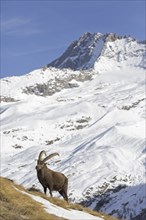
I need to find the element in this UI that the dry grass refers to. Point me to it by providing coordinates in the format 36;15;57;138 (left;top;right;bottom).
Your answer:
0;177;65;220
0;177;119;220
27;186;119;220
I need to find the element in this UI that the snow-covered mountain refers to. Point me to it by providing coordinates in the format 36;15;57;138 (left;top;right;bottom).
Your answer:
47;32;146;71
1;32;146;220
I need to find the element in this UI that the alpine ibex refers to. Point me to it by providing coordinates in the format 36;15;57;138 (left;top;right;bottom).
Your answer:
36;150;68;202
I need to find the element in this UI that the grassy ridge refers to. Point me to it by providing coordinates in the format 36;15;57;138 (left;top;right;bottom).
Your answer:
0;177;118;220
27;188;118;220
0;177;65;220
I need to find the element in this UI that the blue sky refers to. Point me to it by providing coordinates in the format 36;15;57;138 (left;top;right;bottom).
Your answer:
1;0;145;78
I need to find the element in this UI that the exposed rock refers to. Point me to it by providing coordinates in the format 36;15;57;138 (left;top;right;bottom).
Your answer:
0;96;18;103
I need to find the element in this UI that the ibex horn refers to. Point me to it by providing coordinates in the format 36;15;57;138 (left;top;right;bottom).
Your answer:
38;150;46;163
42;153;59;163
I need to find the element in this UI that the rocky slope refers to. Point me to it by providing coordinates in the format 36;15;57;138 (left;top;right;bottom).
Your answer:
47;32;146;71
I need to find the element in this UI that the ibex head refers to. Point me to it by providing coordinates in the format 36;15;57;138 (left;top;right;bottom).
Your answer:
36;150;59;171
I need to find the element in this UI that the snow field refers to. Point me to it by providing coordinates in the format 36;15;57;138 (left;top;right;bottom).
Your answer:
1;40;145;219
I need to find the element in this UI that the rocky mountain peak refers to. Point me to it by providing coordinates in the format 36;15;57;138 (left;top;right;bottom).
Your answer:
47;32;145;71
47;32;104;70
104;32;122;42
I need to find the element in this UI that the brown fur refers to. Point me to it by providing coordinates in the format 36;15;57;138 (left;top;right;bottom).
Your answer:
36;151;68;202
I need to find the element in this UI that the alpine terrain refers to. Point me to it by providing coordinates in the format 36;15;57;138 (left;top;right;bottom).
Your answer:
1;32;146;220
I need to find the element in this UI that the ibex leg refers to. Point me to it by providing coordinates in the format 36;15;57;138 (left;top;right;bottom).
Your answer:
44;187;47;194
49;190;53;197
